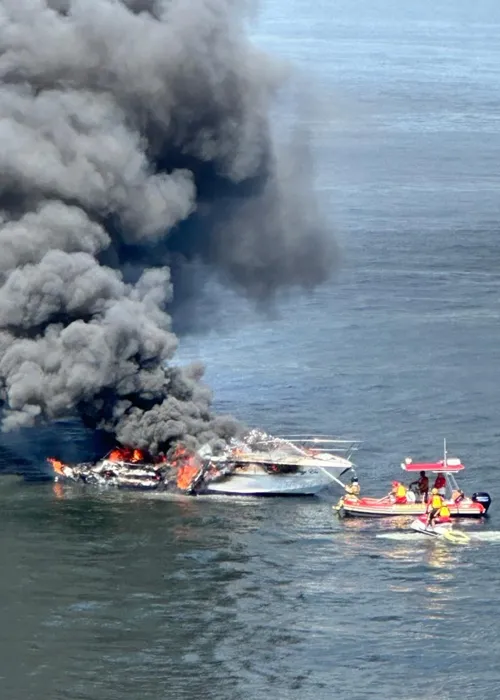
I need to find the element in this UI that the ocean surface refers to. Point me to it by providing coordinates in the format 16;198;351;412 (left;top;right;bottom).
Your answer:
2;1;500;698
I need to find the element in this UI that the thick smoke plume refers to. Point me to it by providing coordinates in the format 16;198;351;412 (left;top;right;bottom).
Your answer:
0;0;337;453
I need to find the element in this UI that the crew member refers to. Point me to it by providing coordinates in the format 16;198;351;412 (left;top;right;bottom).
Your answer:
345;476;360;497
433;473;446;496
438;502;452;523
427;487;444;525
390;481;408;504
409;470;429;503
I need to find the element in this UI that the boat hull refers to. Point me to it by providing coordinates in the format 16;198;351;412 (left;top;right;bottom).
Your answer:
338;496;486;518
205;470;334;496
410;516;453;537
54;463;338;497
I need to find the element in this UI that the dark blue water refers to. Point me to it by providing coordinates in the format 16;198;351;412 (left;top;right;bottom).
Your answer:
2;1;500;698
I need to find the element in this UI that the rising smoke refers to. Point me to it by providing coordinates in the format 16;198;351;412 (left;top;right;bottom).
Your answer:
0;0;337;453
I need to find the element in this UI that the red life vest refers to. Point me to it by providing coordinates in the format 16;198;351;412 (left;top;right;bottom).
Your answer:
434;475;446;490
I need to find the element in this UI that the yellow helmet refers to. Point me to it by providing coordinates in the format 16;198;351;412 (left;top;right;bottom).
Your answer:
431;487;438;495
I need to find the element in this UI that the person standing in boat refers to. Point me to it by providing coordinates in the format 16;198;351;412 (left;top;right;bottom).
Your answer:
345;476;360;498
409;470;429;503
433;473;446;496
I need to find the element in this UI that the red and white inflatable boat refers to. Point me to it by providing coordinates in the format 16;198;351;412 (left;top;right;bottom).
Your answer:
336;446;491;518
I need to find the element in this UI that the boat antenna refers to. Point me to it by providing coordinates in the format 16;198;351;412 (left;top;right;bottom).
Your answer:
443;438;447;467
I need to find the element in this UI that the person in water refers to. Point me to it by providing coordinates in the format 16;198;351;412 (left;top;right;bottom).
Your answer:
409;470;429;503
433;473;446;496
390;481;408;504
427;488;444;525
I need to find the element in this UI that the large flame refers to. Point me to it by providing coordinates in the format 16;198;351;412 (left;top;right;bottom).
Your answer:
171;445;201;490
47;457;67;475
109;447;137;462
107;447;159;463
176;463;200;490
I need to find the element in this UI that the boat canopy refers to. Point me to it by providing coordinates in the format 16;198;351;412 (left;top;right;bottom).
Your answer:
401;458;464;473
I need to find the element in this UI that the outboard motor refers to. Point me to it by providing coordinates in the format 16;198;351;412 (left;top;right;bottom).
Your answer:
472;492;492;514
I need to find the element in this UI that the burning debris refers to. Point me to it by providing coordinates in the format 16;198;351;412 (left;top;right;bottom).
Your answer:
0;0;335;455
47;443;226;494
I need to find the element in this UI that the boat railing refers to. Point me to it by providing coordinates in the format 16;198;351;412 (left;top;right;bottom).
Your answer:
276;436;362;460
241;436;361;461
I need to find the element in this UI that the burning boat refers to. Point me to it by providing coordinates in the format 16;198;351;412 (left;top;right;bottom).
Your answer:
48;448;170;491
47;432;360;497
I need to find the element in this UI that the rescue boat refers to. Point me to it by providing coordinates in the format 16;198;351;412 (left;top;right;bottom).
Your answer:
336;442;491;518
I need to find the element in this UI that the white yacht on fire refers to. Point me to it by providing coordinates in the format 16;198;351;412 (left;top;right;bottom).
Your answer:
199;433;360;496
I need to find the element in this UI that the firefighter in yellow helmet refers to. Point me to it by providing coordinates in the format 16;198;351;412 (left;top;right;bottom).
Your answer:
426;487;444;526
345;476;360;498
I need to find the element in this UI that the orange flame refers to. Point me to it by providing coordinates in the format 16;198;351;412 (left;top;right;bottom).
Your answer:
171;445;187;461
47;457;67;475
172;445;201;490
176;463;200;490
107;447;147;463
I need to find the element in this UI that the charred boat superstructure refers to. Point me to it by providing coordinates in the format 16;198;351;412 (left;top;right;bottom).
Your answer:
49;450;170;491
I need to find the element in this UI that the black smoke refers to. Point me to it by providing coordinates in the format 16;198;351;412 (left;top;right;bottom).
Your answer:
0;0;337;453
